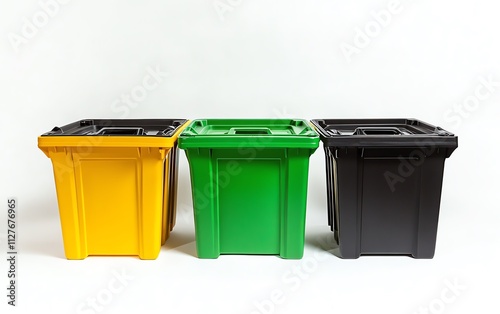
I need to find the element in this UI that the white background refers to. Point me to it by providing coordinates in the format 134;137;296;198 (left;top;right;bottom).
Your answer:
1;0;499;313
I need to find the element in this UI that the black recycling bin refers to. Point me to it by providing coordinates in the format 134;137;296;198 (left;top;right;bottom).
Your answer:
311;119;458;259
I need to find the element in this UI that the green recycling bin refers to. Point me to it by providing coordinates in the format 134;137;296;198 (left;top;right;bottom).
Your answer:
179;119;319;259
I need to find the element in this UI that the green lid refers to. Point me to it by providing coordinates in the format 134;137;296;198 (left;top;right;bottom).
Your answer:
178;119;319;149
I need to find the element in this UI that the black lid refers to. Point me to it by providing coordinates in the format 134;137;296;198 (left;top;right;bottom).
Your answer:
311;119;458;153
41;119;187;137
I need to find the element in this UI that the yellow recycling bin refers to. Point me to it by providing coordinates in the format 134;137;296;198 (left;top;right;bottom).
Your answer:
38;119;188;260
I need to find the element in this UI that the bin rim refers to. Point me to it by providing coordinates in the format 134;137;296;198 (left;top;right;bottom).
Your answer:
310;118;458;151
178;119;320;149
38;119;189;150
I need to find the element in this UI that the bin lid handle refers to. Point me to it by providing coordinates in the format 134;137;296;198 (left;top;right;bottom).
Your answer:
93;127;145;136
354;127;403;136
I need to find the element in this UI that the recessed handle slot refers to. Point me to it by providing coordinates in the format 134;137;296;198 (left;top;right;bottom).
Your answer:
355;127;403;136
95;127;145;136
229;128;272;135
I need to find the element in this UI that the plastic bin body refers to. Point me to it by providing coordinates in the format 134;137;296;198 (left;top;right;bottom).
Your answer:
311;119;458;259
38;119;187;260
179;119;319;259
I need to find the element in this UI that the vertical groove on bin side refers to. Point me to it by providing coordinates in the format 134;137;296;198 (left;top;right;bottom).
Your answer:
161;157;169;245
162;146;178;245
356;149;364;258
324;147;333;228
169;145;179;231
333;151;340;242
212;149;221;257
188;148;220;258
137;150;145;259
214;152;221;255
147;147;165;259
73;150;89;260
337;148;362;258
280;154;286;258
51;149;87;259
415;155;446;258
281;148;309;259
413;157;424;257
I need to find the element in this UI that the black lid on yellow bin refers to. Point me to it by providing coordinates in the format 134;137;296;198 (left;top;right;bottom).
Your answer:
41;119;187;137
38;119;189;150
